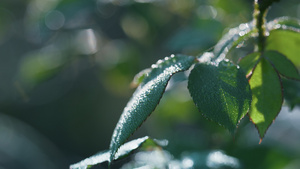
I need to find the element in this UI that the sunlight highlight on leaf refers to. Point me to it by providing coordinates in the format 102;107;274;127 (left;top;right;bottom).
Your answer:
213;22;254;61
109;54;195;163
248;58;283;139
266;30;300;68
267;17;300;32
70;136;168;169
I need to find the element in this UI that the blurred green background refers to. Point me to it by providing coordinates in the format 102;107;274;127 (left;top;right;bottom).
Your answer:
0;0;300;168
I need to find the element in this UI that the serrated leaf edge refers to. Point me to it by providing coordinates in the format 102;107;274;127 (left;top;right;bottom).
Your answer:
238;52;262;79
188;61;252;134
264;50;300;81
248;59;284;141
109;55;195;163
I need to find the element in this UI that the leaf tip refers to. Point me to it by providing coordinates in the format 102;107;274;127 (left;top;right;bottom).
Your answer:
259;138;262;144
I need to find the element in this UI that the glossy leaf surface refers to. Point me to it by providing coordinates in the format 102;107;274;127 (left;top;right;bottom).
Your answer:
238;52;261;77
213;22;254;61
70;136;167;169
248;58;283;138
109;54;195;162
267;17;300;31
188;60;252;133
266;30;300;67
264;50;300;80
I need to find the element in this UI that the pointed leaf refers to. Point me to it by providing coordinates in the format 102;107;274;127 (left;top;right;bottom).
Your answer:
70;136;168;169
248;58;283;138
188;60;252;133
266;30;300;67
264;50;300;80
109;54;195;162
238;52;261;77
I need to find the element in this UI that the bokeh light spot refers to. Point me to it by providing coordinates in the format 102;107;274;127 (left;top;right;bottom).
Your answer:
45;10;65;30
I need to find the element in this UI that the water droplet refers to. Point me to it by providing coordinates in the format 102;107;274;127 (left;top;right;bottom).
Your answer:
151;64;158;69
281;25;287;29
236;41;245;48
239;31;245;36
265;32;270;36
274;24;281;29
199;52;213;63
229;28;238;35
239;23;249;30
156;59;163;64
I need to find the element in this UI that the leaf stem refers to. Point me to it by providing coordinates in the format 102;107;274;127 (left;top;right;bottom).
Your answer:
253;0;280;52
253;0;267;52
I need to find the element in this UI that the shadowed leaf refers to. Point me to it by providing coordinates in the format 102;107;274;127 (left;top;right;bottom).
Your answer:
264;50;300;80
188;60;252;133
238;52;261;77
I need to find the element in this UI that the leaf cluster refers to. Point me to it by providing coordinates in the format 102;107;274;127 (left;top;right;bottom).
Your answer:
71;1;300;168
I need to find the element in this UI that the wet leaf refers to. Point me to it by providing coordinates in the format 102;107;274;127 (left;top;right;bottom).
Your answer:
266;30;300;67
213;22;254;60
248;58;283;138
130;68;151;88
188;60;252;133
109;54;195;162
70;136;168;169
264;50;300;80
267;17;300;31
238;52;261;77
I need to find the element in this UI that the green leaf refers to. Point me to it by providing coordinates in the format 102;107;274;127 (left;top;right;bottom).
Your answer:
248;58;283;139
130;68;151;88
267;17;300;31
188;60;252;133
70;136;168;169
213;22;254;60
264;50;300;80
109;54;195;162
266;30;300;68
238;52;261;77
282;79;300;110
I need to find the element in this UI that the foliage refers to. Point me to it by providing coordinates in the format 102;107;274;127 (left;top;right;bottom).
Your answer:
70;136;168;169
109;54;196;162
0;0;299;169
70;0;300;168
188;60;251;134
